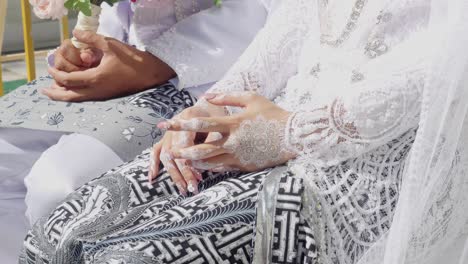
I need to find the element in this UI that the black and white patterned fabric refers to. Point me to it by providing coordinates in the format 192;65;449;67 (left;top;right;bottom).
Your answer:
18;132;413;263
19;148;320;264
0;77;196;161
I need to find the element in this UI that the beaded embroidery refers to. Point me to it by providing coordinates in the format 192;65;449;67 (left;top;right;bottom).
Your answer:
320;0;368;47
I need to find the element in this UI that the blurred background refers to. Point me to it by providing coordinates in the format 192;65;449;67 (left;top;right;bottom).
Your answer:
0;0;77;95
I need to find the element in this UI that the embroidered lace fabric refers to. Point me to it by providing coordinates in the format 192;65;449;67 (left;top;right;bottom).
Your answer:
204;0;464;263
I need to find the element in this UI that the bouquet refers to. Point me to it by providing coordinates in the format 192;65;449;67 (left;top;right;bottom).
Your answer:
29;0;127;48
30;0;222;48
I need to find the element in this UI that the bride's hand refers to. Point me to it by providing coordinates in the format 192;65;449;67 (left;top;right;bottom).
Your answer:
149;101;227;195
159;92;297;172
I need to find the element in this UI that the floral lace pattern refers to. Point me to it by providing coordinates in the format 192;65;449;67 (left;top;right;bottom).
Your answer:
204;0;434;262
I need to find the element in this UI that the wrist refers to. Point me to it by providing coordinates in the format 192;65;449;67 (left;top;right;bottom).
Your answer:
283;111;303;157
280;111;298;161
146;52;177;87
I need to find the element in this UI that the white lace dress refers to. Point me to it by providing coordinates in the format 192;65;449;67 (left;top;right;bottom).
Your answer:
20;0;440;263
208;0;432;262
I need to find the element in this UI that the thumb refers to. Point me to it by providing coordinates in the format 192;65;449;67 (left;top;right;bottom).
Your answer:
73;30;108;50
80;48;104;67
201;92;262;108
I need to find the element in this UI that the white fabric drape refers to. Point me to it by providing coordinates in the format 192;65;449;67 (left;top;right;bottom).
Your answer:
0;128;64;264
358;0;468;263
204;0;468;262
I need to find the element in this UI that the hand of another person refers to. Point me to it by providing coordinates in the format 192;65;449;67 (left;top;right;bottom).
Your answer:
161;92;297;173
52;38;102;72
43;30;176;102
149;100;227;195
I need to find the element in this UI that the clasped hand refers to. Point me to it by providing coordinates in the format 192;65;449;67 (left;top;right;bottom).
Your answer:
43;30;175;102
149;92;296;195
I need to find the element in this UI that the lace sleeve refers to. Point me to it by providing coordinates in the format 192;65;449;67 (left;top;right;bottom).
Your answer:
207;0;315;100
285;68;425;167
145;0;267;89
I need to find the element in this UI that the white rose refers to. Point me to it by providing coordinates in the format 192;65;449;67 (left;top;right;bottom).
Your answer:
29;0;68;20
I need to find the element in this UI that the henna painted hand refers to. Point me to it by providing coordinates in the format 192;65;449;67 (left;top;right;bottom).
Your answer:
160;92;297;173
148;99;227;195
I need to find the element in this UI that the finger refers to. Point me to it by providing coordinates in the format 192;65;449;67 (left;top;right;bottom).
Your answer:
172;131;196;149
48;67;97;87
152;133;174;182
202;91;264;108
172;131;203;182
80;48;104;67
41;86;91;102
157;117;236;133
54;53;82;72
149;142;162;183
175;159;200;194
57;39;83;66
191;154;237;171
160;148;187;196
191;166;203;181
172;141;228;161
73;30;109;51
49;81;67;91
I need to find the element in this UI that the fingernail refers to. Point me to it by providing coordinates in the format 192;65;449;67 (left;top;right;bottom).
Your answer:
202;93;218;100
148;169;153;183
211;167;227;173
209;132;223;142
149;151;156;170
187;181;199;195
192;168;203;181
157;122;171;129
176;183;187;196
148;175;153;184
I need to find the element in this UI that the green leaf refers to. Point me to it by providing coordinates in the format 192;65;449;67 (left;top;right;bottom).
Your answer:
64;0;75;9
77;0;92;16
66;0;222;16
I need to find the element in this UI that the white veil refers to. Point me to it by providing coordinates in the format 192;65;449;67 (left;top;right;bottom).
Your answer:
358;0;468;263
